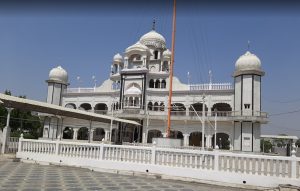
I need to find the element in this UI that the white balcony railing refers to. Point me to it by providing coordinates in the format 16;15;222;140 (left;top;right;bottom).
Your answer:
189;83;233;91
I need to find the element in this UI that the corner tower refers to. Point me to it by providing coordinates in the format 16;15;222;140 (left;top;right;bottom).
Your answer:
233;51;265;152
43;66;69;140
46;66;69;105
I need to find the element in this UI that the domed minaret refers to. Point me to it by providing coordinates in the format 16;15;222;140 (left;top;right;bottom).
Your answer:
111;53;123;74
43;66;69;140
46;66;69;106
233;51;265;152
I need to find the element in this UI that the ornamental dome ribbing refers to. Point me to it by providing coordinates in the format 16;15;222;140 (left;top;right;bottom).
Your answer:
113;53;123;62
49;66;68;84
139;30;166;49
235;51;261;71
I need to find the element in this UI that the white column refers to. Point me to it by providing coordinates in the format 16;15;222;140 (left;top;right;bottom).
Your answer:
73;129;78;140
105;130;110;141
142;132;147;144
159;79;162;88
205;135;212;148
124;56;128;69
90;129;94;142
1;108;13;154
183;134;190;146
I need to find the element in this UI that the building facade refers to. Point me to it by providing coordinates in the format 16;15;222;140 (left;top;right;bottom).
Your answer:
42;29;267;152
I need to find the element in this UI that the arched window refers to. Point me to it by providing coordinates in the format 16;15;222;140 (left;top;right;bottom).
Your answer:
65;103;76;109
93;128;105;141
77;127;89;140
129;97;134;106
63;127;74;139
160;102;165;111
161;80;166;88
155;80;160;88
149;79;154;88
79;103;92;111
162;61;169;71
154;102;159;111
148;102;153;111
147;130;162;143
211;103;232;116
154;50;159;59
189;103;208;116
94;103;108;114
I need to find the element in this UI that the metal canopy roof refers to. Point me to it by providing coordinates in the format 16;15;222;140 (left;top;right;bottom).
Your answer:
0;93;140;126
261;135;298;140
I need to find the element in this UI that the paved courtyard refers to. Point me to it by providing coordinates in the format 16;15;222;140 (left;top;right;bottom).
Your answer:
0;161;258;191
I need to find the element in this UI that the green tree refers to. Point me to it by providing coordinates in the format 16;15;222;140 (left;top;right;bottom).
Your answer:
261;139;273;153
0;90;41;139
296;139;300;147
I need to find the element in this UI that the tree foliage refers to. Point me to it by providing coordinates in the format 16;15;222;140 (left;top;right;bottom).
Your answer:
0;90;41;139
261;139;273;153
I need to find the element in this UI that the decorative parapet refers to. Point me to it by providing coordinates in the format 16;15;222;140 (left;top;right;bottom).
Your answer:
189;83;233;91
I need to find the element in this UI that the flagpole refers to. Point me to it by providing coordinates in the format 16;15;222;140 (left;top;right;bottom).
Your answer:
166;0;176;137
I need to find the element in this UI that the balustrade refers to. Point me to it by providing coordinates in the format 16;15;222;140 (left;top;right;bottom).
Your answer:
16;138;299;187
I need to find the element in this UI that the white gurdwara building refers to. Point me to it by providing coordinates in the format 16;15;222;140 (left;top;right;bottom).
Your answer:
42;28;267;152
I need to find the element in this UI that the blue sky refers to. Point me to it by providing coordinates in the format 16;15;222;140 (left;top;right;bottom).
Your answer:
0;0;300;136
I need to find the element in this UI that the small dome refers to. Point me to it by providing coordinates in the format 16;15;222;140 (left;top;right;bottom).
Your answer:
125;41;149;53
235;51;261;71
163;49;172;58
49;66;68;84
139;30;166;49
124;85;141;96
113;53;123;62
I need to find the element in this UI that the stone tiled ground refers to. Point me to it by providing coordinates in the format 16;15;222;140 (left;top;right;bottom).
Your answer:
0;161;258;191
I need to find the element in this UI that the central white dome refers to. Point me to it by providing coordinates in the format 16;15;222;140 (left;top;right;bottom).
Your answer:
139;30;166;49
49;66;68;84
235;51;261;71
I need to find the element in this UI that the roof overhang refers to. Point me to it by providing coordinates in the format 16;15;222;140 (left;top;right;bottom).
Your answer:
0;93;140;126
261;135;298;140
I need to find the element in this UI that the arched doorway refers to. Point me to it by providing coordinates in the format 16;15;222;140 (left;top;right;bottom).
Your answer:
189;132;205;147
79;103;92;111
77;127;89;140
94;103;108;114
211;103;232;116
147;130;162;143
63;127;74;139
121;124;142;143
189;103;208;116
93;128;105;141
212;133;230;149
169;130;183;139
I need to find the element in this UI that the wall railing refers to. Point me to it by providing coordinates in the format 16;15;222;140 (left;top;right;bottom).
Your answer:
16;137;300;187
